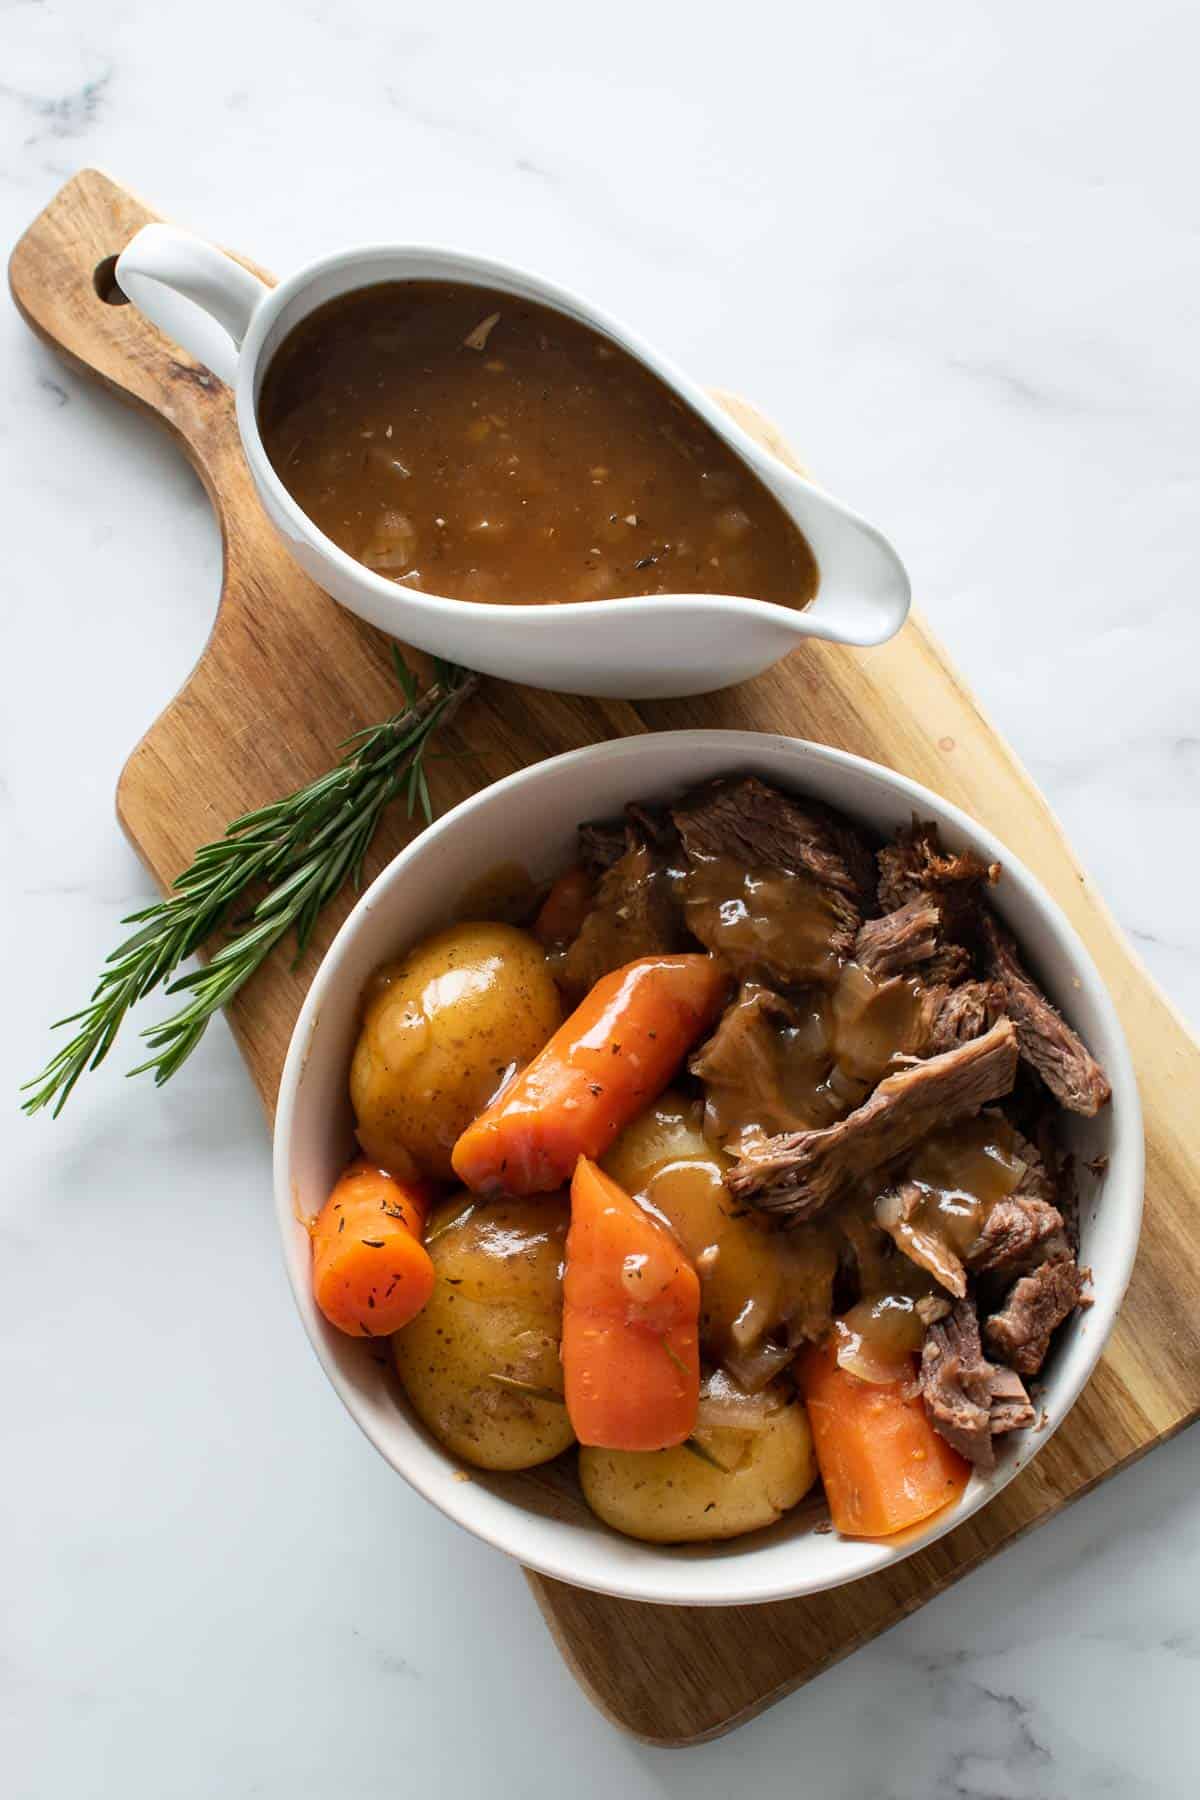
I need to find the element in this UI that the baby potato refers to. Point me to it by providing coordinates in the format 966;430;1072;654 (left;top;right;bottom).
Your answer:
579;1398;816;1543
351;921;562;1181
392;1193;576;1471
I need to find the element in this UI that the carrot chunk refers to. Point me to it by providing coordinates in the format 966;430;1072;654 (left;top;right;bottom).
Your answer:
311;1160;435;1338
451;954;729;1195
798;1338;970;1538
533;865;594;947
563;1157;700;1451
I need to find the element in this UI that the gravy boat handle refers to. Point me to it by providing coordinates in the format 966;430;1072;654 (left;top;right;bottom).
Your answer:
116;224;270;385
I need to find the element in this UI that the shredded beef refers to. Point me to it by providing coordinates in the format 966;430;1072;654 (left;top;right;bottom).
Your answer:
920;1303;990;1467
577;818;630;875
984;1256;1087;1375
672;775;876;908
924;942;975;988
877;817;1000;917
875;1181;967;1296
624;801;676;850
683;861;861;986
853;898;941;981
689;984;807;1139
727;1019;1019;1222
966;1195;1068;1275
561;839;680;992
920;1299;1036;1470
981;916;1112;1116
927;979;998;1054
1006;1122;1058;1202
987;1364;1038;1434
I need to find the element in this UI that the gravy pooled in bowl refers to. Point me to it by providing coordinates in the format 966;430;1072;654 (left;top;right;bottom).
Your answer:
258;282;819;609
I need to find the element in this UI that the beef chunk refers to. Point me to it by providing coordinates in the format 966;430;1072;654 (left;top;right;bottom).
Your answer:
984;1256;1087;1375
624;801;676;850
875;1181;967;1297
690;983;809;1139
966;1195;1068;1275
919;1301;992;1467
1008;1122;1059;1203
987;1364;1038;1434
877;817;999;917
924;942;974;988
727;1018;1019;1222
577;802;676;875
921;1300;1035;1469
927;980;998;1054
561;839;680;992
917;1294;953;1327
981;916;1111;1116
853;897;941;981
683;862;860;987
673;775;876;908
577;818;629;875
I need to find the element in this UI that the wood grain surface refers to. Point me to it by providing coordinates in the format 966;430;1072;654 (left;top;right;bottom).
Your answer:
11;169;1200;1746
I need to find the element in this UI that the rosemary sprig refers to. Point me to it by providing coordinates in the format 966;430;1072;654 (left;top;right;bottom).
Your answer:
22;652;478;1117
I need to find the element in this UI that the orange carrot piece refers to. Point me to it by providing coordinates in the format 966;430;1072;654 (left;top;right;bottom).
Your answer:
451;955;729;1195
533;865;593;947
311;1160;435;1338
563;1157;700;1451
798;1338;970;1538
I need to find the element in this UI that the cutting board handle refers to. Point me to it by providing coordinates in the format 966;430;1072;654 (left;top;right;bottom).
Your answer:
7;168;266;486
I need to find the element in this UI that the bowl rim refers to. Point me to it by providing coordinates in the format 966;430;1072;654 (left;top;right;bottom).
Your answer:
272;729;1144;1606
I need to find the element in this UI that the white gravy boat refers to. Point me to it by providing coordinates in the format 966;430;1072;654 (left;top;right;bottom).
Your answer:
117;225;911;698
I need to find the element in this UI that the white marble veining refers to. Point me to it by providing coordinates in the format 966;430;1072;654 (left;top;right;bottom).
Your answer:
2;2;1198;1793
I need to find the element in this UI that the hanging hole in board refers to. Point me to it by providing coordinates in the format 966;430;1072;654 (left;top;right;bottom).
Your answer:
93;256;129;305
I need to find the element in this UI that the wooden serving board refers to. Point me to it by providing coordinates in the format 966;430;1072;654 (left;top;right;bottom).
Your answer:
12;170;1200;1746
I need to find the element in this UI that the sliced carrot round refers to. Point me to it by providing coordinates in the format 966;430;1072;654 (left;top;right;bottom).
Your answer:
311;1160;435;1338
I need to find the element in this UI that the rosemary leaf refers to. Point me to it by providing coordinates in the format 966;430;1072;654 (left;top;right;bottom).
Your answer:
21;660;478;1116
488;1374;567;1406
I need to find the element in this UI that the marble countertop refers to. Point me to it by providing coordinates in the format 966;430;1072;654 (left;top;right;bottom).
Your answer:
3;2;1198;1793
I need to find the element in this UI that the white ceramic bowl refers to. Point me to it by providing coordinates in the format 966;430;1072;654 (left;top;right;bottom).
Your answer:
273;732;1142;1606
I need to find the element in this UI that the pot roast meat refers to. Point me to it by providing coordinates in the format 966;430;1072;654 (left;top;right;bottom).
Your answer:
875;1181;968;1296
927;979;998;1054
965;1194;1068;1275
682;860;861;987
987;1364;1038;1434
577;817;630;875
624;801;677;851
561;838;681;992
984;1256;1088;1375
924;942;974;989
689;983;809;1139
981;916;1112;1117
920;1299;1035;1470
877;817;1000;918
853;897;942;982
672;774;877;909
726;1018;1020;1222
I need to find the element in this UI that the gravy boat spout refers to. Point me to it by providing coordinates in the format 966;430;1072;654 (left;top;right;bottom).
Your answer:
116;224;911;699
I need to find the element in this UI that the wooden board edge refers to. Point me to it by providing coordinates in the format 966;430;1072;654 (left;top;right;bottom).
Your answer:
529;1410;1200;1746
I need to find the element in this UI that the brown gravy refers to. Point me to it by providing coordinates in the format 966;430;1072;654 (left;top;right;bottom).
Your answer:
258;281;819;610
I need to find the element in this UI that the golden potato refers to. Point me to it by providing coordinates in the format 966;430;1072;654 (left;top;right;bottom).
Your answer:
351;922;561;1181
392;1193;576;1471
579;1397;816;1542
603;1094;837;1357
